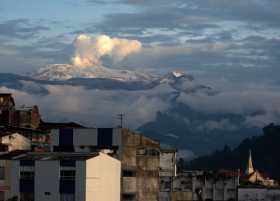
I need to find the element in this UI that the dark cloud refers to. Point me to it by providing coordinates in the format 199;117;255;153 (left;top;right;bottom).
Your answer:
0;19;49;39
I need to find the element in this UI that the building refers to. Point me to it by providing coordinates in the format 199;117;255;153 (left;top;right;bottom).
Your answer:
13;105;41;129
0;126;50;152
50;127;160;201
160;149;177;177
0;94;15;126
0;151;120;201
191;170;238;201
0;94;42;130
0;131;32;201
238;186;280;201
160;170;239;201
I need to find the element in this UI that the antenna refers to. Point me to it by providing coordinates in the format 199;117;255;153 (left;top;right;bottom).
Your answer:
117;113;125;128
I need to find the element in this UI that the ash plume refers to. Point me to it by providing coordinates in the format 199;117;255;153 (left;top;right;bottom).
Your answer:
72;34;142;67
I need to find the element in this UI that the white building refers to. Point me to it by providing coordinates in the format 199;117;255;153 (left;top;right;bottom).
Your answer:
1;152;120;201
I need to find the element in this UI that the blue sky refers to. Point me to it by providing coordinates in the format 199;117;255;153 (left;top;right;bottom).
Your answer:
0;0;279;82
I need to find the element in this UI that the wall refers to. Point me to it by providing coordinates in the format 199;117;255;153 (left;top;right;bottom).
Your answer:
85;153;121;201
171;191;192;201
121;129;160;201
160;150;176;177
50;128;122;151
76;161;86;201
238;187;280;201
35;161;60;201
9;160;19;199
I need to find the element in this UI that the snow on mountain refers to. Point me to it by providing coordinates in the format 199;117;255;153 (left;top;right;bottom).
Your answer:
33;64;157;82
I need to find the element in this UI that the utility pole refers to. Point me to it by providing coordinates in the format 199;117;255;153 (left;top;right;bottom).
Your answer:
117;113;125;128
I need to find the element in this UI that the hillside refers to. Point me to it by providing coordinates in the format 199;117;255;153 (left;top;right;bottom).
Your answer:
187;123;280;180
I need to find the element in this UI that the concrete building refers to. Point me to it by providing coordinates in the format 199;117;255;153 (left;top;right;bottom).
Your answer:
50;127;160;201
0;152;120;201
190;170;238;201
14;105;41;129
238;186;280;201
0;94;41;130
160;149;177;177
160;170;239;201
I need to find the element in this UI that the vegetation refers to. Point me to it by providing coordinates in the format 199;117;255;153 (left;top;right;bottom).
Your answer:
187;123;280;181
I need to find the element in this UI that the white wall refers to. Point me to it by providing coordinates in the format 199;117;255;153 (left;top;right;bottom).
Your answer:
85;153;121;201
160;151;176;177
35;161;60;201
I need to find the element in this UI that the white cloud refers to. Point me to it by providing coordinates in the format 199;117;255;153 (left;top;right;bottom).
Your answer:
0;84;171;128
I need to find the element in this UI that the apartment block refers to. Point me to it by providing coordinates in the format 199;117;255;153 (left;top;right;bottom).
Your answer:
0;152;120;201
50;127;160;201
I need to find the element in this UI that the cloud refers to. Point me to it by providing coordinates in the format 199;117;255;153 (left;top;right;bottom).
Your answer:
198;119;238;132
0;83;171;128
177;81;280;128
72;34;142;67
0;19;49;40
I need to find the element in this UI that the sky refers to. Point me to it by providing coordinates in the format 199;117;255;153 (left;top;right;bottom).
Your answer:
0;0;280;156
0;0;279;82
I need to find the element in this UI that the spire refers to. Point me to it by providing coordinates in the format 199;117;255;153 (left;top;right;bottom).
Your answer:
246;150;254;175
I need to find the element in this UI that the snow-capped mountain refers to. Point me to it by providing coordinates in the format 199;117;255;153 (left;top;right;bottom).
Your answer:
33;64;157;82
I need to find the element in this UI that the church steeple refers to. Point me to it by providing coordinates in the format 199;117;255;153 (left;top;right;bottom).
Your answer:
246;150;254;175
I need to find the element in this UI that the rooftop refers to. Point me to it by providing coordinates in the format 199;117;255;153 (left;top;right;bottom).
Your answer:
0;151;99;161
39;121;85;130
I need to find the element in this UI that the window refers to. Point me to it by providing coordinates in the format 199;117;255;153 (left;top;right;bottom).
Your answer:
122;193;136;201
60;160;76;167
122;170;136;177
97;128;113;148
146;148;160;156
20;171;34;180
60;170;75;180
136;148;146;155
0;166;4;180
20;160;35;166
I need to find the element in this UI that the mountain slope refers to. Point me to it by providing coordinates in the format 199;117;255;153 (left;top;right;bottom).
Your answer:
138;103;260;155
32;64;157;82
187;123;280;180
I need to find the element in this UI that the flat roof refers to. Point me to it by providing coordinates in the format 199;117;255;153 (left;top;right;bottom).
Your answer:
0;151;99;161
